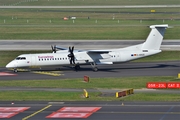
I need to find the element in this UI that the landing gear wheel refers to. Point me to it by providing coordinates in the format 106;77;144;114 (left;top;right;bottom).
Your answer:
93;67;98;72
90;62;98;72
74;65;81;71
13;69;18;73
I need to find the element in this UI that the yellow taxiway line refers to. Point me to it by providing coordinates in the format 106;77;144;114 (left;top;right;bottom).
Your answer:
9;68;63;76
33;71;63;76
22;105;52;120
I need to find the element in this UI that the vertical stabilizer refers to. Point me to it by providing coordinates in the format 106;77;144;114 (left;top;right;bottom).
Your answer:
142;24;168;50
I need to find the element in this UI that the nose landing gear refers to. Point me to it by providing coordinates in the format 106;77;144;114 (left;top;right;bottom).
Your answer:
13;68;18;73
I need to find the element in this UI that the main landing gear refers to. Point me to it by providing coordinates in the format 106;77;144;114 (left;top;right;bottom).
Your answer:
74;64;81;71
73;63;98;72
90;62;98;72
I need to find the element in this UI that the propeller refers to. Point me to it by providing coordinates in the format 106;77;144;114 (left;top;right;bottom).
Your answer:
68;46;75;65
51;45;57;53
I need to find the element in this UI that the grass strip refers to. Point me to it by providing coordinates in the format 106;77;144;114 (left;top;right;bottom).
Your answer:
0;7;180;40
1;0;179;6
0;76;178;89
0;76;180;101
0;25;179;40
0;91;180;101
0;91;98;101
121;93;180;101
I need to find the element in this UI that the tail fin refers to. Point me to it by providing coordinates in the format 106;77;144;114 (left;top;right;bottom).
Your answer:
142;24;168;50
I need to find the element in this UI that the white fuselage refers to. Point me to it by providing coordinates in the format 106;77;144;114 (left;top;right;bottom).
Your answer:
6;48;161;69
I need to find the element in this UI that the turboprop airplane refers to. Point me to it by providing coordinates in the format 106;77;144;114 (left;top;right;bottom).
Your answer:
6;24;168;72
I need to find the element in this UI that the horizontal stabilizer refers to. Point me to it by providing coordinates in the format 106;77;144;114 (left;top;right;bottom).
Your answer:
150;24;168;28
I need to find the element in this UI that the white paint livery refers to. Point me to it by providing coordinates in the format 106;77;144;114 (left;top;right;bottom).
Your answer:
6;24;168;72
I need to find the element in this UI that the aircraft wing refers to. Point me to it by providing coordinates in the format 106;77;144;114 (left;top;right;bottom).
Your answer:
56;46;84;52
86;50;111;53
55;46;68;50
75;50;111;61
55;45;111;53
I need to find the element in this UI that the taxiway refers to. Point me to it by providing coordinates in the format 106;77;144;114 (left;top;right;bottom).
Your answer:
0;101;180;120
0;61;180;80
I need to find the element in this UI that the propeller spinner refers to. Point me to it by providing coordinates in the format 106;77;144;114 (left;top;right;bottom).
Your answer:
68;46;75;65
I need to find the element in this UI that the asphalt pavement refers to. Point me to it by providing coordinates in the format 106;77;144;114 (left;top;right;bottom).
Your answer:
0;101;180;120
1;61;180;80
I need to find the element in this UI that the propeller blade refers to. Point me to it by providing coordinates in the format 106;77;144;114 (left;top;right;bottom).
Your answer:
72;46;74;52
68;46;75;65
68;46;71;52
51;45;56;53
54;45;56;53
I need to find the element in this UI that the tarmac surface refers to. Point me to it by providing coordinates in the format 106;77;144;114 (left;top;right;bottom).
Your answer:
0;101;180;120
1;61;180;80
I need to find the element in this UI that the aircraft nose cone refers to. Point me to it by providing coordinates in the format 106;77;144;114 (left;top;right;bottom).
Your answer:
6;63;11;68
6;61;16;68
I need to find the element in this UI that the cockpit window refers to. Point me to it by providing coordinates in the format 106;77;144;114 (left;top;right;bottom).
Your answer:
16;57;26;60
15;57;21;60
21;57;26;60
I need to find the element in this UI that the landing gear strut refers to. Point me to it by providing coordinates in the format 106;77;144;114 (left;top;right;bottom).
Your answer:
90;62;98;72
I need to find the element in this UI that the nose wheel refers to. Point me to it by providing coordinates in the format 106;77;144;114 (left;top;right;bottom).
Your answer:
13;68;18;73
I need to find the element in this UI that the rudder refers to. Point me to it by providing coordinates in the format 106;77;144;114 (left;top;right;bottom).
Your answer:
142;24;168;50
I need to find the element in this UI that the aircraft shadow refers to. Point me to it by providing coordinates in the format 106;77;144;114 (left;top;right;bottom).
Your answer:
92;64;179;72
23;63;179;73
